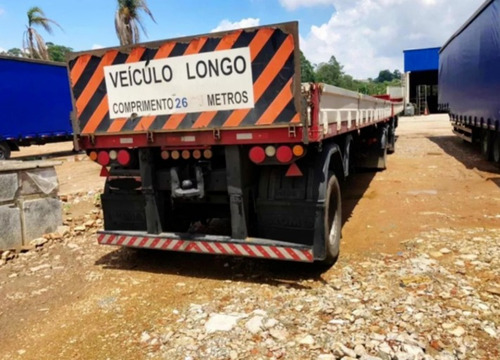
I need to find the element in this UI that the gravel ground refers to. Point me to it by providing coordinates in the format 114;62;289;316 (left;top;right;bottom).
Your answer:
0;114;499;360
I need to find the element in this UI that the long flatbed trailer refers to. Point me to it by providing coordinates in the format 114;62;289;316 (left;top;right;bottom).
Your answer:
68;22;403;265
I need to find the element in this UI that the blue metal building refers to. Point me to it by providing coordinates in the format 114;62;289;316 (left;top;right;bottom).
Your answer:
403;47;440;114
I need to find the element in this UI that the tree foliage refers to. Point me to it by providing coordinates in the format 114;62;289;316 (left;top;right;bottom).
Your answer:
315;56;344;86
115;0;156;46
22;6;62;60
300;51;315;82
1;43;72;63
375;69;402;83
0;48;24;57
300;53;402;96
46;42;73;62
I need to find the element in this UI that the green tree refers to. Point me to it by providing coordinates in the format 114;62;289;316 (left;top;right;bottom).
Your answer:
115;0;156;46
338;74;355;91
23;6;62;60
46;42;73;62
301;52;402;96
0;48;24;57
315;55;344;86
300;51;315;82
375;69;394;83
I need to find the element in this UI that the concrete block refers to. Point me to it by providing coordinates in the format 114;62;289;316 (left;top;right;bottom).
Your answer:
22;198;62;243
20;168;59;196
0;205;22;249
0;173;19;203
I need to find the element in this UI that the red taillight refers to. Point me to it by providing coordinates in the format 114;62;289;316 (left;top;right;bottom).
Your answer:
117;149;130;166
276;146;293;163
249;146;265;164
161;150;170;160
203;149;213;159
97;151;110;166
182;150;190;159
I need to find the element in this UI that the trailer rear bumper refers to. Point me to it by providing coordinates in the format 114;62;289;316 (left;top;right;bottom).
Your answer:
97;231;314;263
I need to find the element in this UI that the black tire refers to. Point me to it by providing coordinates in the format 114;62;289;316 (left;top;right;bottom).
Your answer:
387;122;396;154
481;129;492;160
378;146;388;170
0;142;11;160
492;134;500;164
377;125;389;169
322;174;342;265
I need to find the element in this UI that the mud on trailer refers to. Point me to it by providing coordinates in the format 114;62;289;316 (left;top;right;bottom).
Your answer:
67;22;403;265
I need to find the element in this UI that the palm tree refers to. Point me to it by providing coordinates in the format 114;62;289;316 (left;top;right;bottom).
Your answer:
23;6;62;60
115;0;156;46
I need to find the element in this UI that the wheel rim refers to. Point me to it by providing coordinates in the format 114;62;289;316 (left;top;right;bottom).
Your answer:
328;205;340;246
327;183;341;247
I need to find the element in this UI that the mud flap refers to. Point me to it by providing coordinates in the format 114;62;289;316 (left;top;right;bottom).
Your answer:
256;144;343;261
357;125;388;170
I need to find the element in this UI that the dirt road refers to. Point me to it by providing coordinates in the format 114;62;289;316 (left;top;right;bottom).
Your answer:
1;115;499;360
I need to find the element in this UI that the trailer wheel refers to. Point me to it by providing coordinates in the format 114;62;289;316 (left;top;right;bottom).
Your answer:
323;173;342;264
378;146;388;170
387;120;396;154
481;130;492;160
492;134;500;163
0;142;11;160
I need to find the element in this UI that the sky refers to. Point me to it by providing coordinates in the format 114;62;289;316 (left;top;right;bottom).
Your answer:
0;0;485;79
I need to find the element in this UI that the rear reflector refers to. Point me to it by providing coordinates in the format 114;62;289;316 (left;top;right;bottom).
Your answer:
97;151;110;166
161;150;170;160
97;232;314;262
285;162;303;177
117;149;130;166
203;149;213;159
100;166;110;177
249;146;266;164
276;146;293;163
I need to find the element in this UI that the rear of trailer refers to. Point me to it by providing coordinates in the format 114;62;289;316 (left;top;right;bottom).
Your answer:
67;22;403;264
